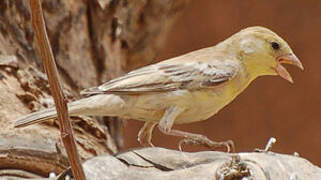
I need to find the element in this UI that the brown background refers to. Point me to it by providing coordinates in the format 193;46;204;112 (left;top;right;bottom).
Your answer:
124;1;321;166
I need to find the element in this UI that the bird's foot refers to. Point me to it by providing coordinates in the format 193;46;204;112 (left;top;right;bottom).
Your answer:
178;137;235;153
137;137;155;147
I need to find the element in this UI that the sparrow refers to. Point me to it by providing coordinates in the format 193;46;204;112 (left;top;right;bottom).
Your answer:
15;26;303;151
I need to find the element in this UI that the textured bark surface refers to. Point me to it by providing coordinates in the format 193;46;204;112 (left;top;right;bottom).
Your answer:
0;0;187;178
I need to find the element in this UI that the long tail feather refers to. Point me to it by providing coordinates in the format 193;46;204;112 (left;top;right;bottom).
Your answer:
14;108;57;128
14;94;125;128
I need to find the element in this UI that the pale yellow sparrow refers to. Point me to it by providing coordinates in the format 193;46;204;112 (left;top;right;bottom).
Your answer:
15;26;303;151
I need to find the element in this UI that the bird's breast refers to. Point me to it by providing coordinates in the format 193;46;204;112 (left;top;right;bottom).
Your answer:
174;73;251;124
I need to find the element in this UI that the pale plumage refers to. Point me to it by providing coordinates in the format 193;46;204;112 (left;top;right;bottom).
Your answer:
81;53;239;94
15;26;303;151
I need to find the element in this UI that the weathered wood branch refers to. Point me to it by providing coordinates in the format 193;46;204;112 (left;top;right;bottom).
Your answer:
50;148;321;179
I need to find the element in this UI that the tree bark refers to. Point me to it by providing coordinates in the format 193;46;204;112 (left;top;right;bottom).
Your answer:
0;0;188;178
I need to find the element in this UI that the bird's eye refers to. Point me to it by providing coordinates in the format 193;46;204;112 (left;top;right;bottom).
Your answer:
271;42;280;50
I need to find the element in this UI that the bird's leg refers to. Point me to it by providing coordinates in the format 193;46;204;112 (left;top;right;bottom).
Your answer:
158;106;234;152
137;121;157;147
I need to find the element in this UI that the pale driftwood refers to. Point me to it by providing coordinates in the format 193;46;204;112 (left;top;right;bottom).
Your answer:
2;146;321;179
52;147;321;179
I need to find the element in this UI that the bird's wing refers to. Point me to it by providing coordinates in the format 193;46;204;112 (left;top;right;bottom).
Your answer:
81;59;240;95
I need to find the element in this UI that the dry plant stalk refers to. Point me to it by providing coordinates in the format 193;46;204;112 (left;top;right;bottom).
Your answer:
29;0;86;179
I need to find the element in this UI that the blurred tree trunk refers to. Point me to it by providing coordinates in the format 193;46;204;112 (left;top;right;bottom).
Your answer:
0;0;188;178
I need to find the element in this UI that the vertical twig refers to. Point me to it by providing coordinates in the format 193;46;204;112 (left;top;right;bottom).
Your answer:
29;0;86;179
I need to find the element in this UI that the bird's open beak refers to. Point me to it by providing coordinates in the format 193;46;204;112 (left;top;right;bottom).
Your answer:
274;54;304;83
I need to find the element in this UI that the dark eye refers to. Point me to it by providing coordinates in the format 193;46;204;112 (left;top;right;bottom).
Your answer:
271;42;280;50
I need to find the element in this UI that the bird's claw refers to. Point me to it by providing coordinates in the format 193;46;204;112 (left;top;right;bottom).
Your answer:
178;138;235;153
254;137;276;153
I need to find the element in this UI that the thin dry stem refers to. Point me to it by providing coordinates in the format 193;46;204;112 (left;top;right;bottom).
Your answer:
29;0;86;179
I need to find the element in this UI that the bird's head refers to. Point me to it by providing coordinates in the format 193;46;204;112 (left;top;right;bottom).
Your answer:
232;26;303;83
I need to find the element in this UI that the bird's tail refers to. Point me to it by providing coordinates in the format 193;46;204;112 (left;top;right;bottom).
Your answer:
14;94;125;128
14;107;58;128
